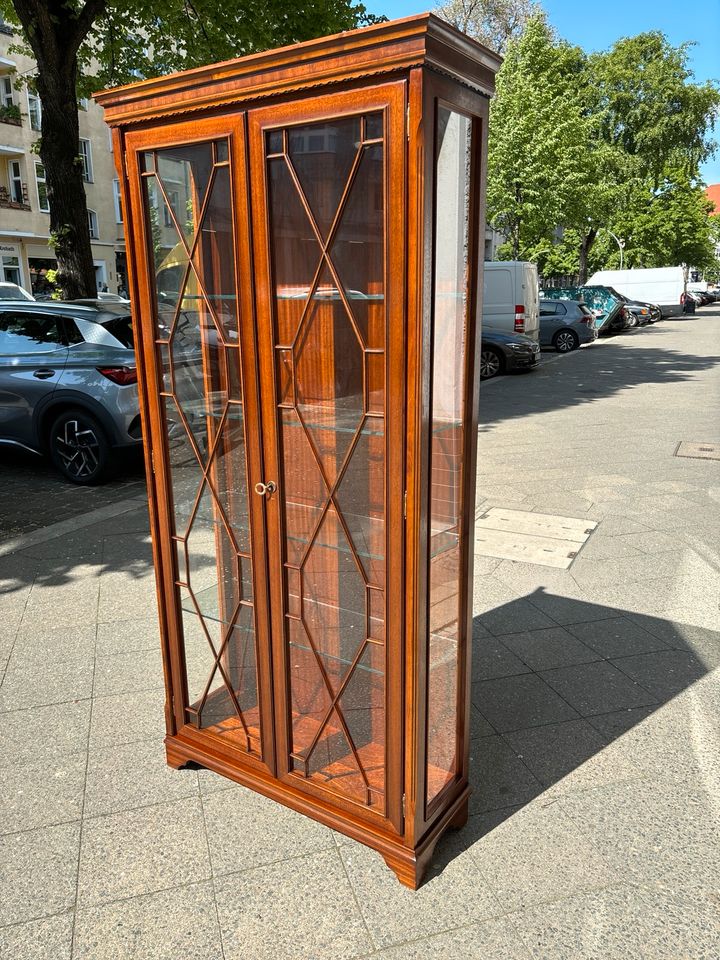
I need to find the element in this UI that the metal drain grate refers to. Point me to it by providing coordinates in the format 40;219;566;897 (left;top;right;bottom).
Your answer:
675;441;720;461
474;507;598;569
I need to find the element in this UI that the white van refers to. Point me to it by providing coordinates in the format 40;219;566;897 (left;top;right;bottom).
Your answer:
588;267;685;317
482;261;539;341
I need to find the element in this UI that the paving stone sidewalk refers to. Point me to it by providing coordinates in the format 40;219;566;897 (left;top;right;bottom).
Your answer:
1;310;719;958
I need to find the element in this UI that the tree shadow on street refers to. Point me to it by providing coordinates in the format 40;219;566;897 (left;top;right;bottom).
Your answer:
479;324;720;432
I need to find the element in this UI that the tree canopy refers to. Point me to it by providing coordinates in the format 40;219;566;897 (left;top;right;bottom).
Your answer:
0;0;381;297
486;13;720;280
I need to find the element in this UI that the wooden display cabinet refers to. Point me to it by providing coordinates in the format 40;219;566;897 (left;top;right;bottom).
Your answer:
96;13;499;888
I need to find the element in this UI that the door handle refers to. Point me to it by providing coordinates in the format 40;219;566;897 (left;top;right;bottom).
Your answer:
254;480;276;497
33;369;55;379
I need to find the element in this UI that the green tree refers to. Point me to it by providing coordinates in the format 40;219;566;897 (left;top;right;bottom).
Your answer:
612;178;717;271
573;33;719;279
486;14;593;261
0;0;381;298
486;23;720;281
705;218;720;284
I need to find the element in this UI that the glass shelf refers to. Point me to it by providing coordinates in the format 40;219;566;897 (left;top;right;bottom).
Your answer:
183;586;383;678
288;638;383;677
429;526;459;558
174;502;456;560
288;411;383;437
182;582;247;625
277;285;384;303
286;501;384;561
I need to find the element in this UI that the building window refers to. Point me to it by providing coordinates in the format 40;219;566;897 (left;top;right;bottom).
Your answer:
164;189;179;227
113;179;123;223
0;255;22;286
87;209;99;239
1;76;13;109
78;138;93;182
9;160;23;204
27;91;41;131
35;161;49;212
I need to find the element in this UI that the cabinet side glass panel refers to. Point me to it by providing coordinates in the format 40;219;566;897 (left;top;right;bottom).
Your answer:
426;108;472;806
264;113;388;810
140;140;262;756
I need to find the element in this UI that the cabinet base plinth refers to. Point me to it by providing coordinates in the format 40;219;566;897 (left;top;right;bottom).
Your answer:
166;741;201;771
448;796;469;831
163;733;470;889
384;793;471;889
382;847;433;890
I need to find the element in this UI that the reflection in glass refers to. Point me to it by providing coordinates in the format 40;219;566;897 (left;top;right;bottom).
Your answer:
280;407;326;565
426;108;472;806
146;138;261;756
335;423;385;587
192;165;238;343
288;116;361;239
268;158;322;345
295;267;364;485
267;116;387;808
364;112;383;141
330;144;385;349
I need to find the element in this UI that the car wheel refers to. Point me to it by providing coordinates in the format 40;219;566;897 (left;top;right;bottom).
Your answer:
553;329;579;353
480;347;503;380
48;409;114;484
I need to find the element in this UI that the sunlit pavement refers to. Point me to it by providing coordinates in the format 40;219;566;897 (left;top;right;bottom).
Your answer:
0;309;718;958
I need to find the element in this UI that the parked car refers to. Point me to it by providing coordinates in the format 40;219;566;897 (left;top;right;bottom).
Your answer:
72;293;131;305
483;261;540;341
588;267;685;318
0;302;141;483
541;285;628;334
602;287;660;325
0;281;35;302
539;299;598;351
480;329;540;379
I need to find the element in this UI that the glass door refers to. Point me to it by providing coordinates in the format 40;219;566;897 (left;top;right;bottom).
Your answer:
126;117;274;770
248;85;405;827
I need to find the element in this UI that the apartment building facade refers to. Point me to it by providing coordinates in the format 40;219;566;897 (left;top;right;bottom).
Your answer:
0;20;126;295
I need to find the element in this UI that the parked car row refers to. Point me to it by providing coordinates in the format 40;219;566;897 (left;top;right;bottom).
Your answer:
478;260;720;381
685;288;719;308
1;267;716;479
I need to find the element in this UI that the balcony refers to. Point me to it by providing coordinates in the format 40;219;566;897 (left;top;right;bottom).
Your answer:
0;104;21;126
0;182;31;210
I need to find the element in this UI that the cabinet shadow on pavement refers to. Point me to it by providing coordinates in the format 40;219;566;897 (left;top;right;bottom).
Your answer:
428;586;718;880
479;332;720;431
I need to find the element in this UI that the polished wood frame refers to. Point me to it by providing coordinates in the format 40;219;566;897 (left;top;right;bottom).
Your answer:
98;13;499;889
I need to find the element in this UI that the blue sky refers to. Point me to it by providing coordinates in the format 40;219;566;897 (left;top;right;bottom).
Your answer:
364;0;720;184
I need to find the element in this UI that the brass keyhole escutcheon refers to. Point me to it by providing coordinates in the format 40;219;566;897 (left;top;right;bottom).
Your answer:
254;481;276;496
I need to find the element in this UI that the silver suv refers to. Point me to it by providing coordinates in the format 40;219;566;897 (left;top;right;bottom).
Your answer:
0;301;141;483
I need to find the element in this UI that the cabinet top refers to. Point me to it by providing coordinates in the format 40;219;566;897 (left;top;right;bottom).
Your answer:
94;13;501;127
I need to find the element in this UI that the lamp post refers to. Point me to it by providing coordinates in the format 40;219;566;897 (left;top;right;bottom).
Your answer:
607;230;625;269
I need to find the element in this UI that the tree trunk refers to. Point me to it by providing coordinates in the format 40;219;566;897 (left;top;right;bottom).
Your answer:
578;227;597;284
11;0;105;299
37;63;97;298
